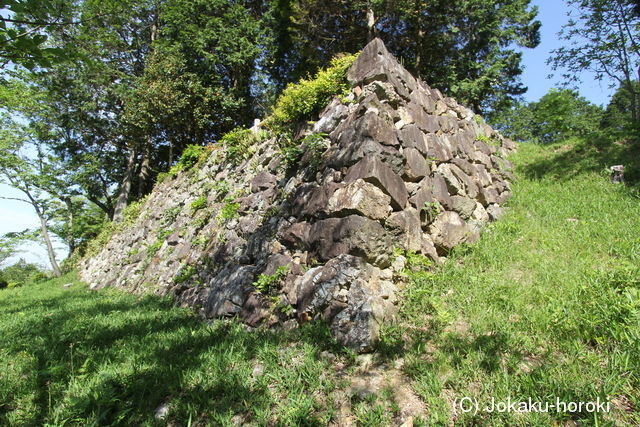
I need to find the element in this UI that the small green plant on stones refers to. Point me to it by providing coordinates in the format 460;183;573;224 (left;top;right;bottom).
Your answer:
146;239;163;259
174;264;197;284
264;205;280;219
221;128;265;166
216;198;240;225
192;209;212;231
123;195;148;226
163;206;182;225
476;132;501;148
254;265;290;294
190;196;207;213
193;235;208;249
276;301;294;316
167;144;211;179
301;132;328;171
212;180;230;200
422;201;441;221
279;142;303;170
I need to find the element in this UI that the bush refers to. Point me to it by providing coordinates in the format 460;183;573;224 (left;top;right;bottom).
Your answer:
190;196;207;213
166;144;211;178
264;53;358;134
492;88;604;144
220;128;257;165
0;260;47;288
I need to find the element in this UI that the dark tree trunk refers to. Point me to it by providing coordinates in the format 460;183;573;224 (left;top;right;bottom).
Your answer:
113;147;137;223
138;138;151;198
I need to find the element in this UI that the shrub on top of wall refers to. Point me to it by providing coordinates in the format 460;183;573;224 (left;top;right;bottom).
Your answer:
263;53;358;135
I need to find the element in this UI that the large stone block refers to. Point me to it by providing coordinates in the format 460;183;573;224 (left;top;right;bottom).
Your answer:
327;179;391;220
345;156;408;210
403;147;428;181
429;211;471;252
386;208;424;253
307;215;392;266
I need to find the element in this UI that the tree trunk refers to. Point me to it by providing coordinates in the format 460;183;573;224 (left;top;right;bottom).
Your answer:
138;138;151;198
414;0;423;73
17;184;62;277
87;196;113;220
626;77;638;123
113;147;137;223
63;196;76;253
37;210;62;277
366;4;376;41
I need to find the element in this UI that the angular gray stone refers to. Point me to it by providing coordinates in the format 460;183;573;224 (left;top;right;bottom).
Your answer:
385;208;423;253
409;177;435;210
290;182;341;218
314;98;349;133
281;221;311;248
398;124;427;155
450;195;477;219
431;173;453;210
327;178;391;221
403;147;428;181
451;157;476;177
204;264;256;318
486;204;505;221
474;164;493;187
425;134;453;162
436;163;464;196
344;156;408;210
478;186;499;207
293;254;397;352
429;211;471;252
449;164;479;199
307;215;392;267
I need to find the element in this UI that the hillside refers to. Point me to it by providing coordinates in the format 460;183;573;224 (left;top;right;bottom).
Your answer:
2;139;638;425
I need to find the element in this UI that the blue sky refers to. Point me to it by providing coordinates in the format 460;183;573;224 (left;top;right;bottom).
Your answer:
0;0;619;269
521;0;615;106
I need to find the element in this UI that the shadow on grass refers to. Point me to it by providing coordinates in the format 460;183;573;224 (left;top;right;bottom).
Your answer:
0;281;349;425
517;135;640;188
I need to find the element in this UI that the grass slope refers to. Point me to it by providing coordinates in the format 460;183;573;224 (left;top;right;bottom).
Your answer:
394;140;640;425
1;139;639;425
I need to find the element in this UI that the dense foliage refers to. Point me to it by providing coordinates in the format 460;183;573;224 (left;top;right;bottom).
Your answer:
0;0;636;272
493;88;604;143
269;0;540;116
548;0;639;123
0;259;47;287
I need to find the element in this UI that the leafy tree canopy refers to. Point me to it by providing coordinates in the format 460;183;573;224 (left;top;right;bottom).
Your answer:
492;88;604;144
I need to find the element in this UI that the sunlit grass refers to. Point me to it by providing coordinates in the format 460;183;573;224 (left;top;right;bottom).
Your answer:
1;139;639;425
393;141;640;425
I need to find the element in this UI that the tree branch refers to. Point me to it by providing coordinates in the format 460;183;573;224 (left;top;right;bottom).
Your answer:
0;196;31;204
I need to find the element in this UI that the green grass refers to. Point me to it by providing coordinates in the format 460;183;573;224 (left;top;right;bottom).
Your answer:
0;273;355;425
1;138;639;425
393;139;640;425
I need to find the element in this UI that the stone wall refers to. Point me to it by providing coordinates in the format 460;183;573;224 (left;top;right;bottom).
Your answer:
81;38;516;351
